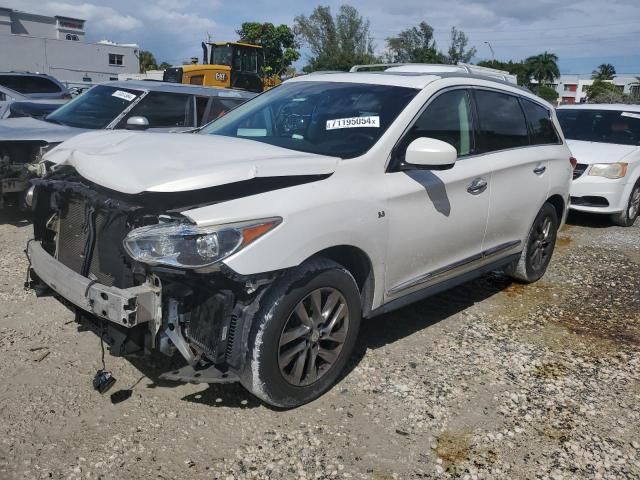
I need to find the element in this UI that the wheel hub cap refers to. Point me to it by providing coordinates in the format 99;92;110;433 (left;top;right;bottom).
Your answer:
277;287;349;387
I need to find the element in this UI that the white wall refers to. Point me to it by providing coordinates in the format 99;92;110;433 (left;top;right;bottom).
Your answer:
0;34;139;84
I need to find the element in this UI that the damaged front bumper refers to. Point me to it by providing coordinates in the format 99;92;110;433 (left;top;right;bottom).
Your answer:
27;240;162;328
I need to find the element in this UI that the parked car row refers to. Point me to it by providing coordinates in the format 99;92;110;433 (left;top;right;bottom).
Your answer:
2;66;638;408
0;80;255;208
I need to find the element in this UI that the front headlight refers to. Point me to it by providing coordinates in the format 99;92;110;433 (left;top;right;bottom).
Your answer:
123;217;282;269
588;163;628;179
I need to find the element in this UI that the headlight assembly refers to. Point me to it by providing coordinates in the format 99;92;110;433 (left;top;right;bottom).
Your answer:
588;163;628;179
123;217;282;269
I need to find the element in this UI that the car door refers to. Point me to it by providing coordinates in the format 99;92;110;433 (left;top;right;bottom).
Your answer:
383;88;492;301
474;90;551;253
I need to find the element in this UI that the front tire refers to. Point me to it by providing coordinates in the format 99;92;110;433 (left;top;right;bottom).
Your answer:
509;203;559;283
240;258;361;408
610;181;640;227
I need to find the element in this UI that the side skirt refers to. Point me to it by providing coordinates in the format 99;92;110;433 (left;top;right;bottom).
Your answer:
367;253;520;318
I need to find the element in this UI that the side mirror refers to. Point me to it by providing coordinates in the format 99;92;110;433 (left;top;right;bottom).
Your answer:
126;116;150;131
404;137;457;169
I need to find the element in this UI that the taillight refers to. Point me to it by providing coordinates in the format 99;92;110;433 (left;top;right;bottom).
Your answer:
569;157;577;169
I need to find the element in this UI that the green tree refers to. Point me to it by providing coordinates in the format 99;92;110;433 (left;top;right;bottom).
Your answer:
525;52;559;86
158;62;172;70
138;50;158;73
236;22;300;76
447;27;476;64
294;5;376;72
536;85;559;103
476;59;529;86
385;22;444;63
592;63;616;81
586;80;624;103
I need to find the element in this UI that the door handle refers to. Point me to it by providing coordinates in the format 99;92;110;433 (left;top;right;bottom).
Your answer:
467;178;488;195
533;165;547;175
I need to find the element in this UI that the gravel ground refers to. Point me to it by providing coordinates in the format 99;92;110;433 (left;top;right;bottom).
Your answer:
0;209;638;480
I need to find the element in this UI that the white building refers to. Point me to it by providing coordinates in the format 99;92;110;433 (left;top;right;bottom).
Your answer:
0;6;140;86
555;74;640;104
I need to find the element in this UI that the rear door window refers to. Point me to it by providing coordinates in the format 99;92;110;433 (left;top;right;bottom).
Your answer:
521;99;560;145
119;92;194;128
474;90;529;152
0;75;62;94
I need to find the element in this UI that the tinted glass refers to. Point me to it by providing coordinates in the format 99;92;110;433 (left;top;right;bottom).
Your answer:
399;89;473;158
200;97;245;125
0;75;62;94
557;109;640;146
212;46;232;66
120;92;193;128
46;85;141;129
200;81;418;159
475;90;529;152
521;99;560;145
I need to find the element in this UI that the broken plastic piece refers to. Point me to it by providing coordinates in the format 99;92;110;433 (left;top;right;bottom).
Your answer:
93;370;116;394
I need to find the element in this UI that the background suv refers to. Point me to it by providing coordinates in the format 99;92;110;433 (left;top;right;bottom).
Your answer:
0;72;70;99
27;66;572;407
558;104;640;226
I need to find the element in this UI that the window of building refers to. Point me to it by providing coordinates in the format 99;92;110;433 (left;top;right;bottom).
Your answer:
82;76;92;82
521;99;560;145
109;54;124;66
474;90;529;152
65;34;79;41
397;89;474;159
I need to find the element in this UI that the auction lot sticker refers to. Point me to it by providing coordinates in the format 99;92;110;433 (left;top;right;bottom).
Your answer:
112;90;137;102
326;116;380;130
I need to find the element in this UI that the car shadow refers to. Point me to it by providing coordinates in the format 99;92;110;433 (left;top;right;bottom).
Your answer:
565;210;616;229
0;206;32;227
124;271;514;410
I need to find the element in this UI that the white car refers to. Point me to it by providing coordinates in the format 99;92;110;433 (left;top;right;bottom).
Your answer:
26;66;573;407
557;104;640;226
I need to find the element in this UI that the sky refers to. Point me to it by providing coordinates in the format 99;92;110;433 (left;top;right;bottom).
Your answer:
5;0;640;75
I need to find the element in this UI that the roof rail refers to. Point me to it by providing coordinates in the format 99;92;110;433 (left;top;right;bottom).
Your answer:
349;63;518;85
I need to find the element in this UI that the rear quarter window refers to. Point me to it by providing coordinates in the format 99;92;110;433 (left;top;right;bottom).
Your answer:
521;99;560;145
474;90;529;152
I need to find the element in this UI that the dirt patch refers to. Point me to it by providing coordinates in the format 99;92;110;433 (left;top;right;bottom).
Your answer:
556;235;572;248
435;430;472;464
533;361;569;380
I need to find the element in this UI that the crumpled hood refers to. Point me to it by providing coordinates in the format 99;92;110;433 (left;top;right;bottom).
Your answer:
567;140;639;165
0;116;86;142
45;130;341;194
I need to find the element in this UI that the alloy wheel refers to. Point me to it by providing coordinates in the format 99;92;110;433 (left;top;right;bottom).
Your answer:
278;287;349;387
529;216;553;271
628;185;640;220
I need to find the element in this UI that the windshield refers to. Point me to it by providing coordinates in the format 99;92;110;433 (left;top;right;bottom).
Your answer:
211;46;233;66
200;81;418;158
46;85;142;129
557;109;640;146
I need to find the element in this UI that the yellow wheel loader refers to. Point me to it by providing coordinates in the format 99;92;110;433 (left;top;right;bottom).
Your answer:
163;42;280;93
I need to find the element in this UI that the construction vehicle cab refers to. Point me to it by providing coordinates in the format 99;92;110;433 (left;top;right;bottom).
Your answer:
163;42;264;93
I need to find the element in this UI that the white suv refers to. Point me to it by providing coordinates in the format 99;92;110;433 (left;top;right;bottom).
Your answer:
27;67;572;407
557;104;640;226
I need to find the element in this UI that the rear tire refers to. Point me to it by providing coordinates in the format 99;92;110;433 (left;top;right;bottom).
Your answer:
610;181;640;227
240;258;361;408
509;203;559;283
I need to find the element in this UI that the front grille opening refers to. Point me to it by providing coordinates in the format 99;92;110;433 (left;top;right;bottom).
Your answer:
570;196;610;207
55;198;134;288
573;163;588;180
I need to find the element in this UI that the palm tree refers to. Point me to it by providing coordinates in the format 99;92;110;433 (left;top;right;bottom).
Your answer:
525;51;560;86
592;63;616;80
138;50;158;73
